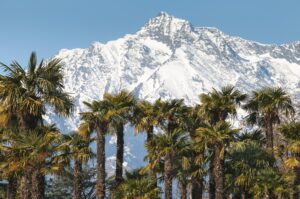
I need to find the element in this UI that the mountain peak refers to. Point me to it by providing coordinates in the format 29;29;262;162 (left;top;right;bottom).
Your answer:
139;11;193;38
157;11;170;18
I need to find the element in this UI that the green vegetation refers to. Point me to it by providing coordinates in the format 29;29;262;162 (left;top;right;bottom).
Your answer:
0;53;300;199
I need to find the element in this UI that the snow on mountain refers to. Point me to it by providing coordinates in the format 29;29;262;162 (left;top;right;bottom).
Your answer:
47;12;300;172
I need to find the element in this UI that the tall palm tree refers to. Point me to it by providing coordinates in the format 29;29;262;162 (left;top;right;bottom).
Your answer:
0;52;74;197
64;132;92;199
145;129;189;199
103;90;136;186
80;100;113;199
133;99;162;186
243;87;294;155
185;105;205;199
157;99;189;199
279;122;300;198
199;86;246;198
195;121;239;199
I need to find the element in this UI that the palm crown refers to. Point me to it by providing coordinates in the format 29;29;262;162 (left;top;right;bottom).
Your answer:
199;86;247;124
0;52;73;129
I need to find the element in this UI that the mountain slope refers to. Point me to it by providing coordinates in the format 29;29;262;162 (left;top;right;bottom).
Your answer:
48;12;300;171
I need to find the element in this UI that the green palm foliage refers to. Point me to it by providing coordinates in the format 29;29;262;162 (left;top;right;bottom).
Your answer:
112;169;161;199
133;99;163;187
0;125;67;199
226;132;274;198
103;90;136;186
243;87;294;154
279;122;300;198
250;168;292;199
195;121;239;199
134;99;162;141
158;99;189;132
46;165;96;199
199;86;247;124
0;52;73;129
0;109;18;199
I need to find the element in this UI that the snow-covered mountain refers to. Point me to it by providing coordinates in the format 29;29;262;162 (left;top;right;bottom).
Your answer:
47;12;300;172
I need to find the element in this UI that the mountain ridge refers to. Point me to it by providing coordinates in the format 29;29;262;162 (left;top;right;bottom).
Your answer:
48;12;300;171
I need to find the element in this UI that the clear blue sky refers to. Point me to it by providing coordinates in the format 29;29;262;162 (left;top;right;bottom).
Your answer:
1;0;300;65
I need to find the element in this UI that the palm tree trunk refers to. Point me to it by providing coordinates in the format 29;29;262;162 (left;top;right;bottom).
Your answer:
31;167;44;199
265;115;274;156
209;161;215;199
241;191;246;199
147;126;157;187
96;126;106;199
115;124;124;186
7;175;17;199
213;144;224;199
20;169;32;199
191;177;203;199
179;180;187;199
293;165;300;199
73;159;82;199
38;174;45;199
164;152;173;199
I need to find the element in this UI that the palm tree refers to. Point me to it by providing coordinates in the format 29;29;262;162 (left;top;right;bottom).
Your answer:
64;132;92;199
134;99;161;142
227;131;273;199
157;99;189;199
199;86;247;124
195;121;239;199
198;86;246;198
145;128;189;199
103;90;136;186
159;99;189;133
0;52;73;129
111;169;161;199
133;99;162;186
243;87;294;155
80;100;113;199
250;168;292;199
173;144;195;199
0;111;18;199
46;165;96;199
0;52;74;197
0;125;67;199
185;106;205;199
279;122;300;198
